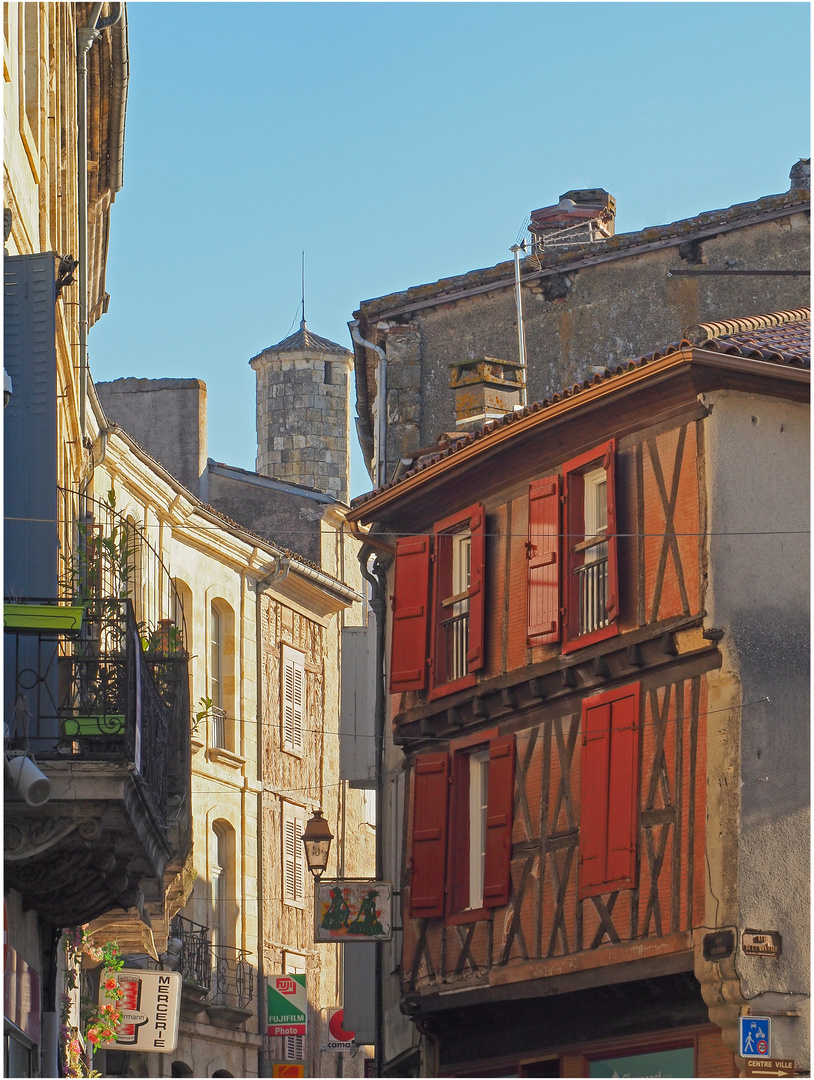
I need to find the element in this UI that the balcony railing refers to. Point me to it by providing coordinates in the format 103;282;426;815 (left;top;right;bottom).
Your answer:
168;916;211;992
163;916;254;1013
211;706;227;750
211;944;254;1012
575;554;609;636
441;609;469;684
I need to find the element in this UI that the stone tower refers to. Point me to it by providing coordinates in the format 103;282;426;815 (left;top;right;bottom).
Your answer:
250;320;353;504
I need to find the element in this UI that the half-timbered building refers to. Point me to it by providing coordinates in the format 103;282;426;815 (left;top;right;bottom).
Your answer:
347;308;810;1078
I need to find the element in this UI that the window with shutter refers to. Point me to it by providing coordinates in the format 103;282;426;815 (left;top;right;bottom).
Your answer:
283;803;306;907
527;475;562;645
282;645;305;755
562;440;619;653
409;753;449;918
578;683;640;900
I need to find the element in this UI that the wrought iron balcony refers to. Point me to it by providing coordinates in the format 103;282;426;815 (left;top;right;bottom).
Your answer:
162;916;255;1027
575;553;609;636
441;609;470;683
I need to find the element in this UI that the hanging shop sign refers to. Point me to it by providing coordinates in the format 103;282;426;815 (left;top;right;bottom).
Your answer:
270;1063;307;1078
315;880;393;942
324;1008;355;1052
268;973;307;1036
101;969;181;1053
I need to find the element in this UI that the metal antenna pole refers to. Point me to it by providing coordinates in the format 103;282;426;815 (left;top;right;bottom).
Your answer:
301;251;306;326
511;244;528;406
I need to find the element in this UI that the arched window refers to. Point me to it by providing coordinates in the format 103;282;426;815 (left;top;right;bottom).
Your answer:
170;1063;193;1078
208;601;235;750
211;820;236;951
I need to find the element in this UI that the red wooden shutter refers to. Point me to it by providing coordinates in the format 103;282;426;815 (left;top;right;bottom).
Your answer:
603;439;619;620
390;535;431;693
409;753;449;918
527;475;561;644
579;699;611;897
483;735;515;907
605;685;640;890
466;504;486;672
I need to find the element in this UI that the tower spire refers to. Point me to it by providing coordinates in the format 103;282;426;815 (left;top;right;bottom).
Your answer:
300;251;306;330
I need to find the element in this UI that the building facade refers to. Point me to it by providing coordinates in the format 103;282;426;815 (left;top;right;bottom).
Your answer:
347;310;809;1077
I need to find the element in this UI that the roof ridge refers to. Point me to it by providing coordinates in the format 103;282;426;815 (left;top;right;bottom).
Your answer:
695;307;811;342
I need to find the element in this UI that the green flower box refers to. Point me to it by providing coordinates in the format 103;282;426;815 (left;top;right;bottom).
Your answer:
4;603;85;633
61;715;126;738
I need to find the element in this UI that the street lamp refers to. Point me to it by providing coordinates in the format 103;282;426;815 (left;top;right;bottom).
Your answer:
301;808;333;880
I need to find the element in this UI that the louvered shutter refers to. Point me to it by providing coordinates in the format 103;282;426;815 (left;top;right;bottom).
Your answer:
409;753;449;918
282;646;305;753
283;811;305;904
527;475;561;644
603;439;619;619
390;536;432;693
465;504;486;671
605;685;640;890
483;736;515;907
579;699;611;897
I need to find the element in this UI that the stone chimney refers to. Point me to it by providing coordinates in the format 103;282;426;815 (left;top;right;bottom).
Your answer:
789;158;810;191
449;357;524;430
529;189;616;245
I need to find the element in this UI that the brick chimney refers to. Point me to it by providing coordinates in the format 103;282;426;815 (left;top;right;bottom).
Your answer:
789;158;810;191
529;189;616;245
450;357;524;430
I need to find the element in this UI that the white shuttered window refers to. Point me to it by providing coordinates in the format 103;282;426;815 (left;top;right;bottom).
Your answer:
282;645;305;755
283;803;306;907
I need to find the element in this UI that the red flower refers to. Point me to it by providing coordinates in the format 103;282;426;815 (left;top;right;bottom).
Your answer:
87;1030;100;1044
105;978;117;991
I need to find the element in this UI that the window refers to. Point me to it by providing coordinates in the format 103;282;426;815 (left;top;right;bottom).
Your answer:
579;683;640;899
281;645;305;755
526;439;619;652
209;603;228;749
282;953;306;1061
389;502;485;699
211;821;236;951
283;803;307;907
409;733;515;921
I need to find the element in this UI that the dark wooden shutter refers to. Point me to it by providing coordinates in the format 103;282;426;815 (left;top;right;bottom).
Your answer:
579;698;611;897
605;685;640;890
409;753;449;918
390;535;431;693
483;736;515;907
603;439;619;620
466;504;486;671
527;475;561;644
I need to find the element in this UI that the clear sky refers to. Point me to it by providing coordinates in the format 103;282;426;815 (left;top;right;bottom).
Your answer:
88;1;810;499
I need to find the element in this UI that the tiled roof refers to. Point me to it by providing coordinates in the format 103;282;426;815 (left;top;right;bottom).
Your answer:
351;308;810;508
253;320;350;358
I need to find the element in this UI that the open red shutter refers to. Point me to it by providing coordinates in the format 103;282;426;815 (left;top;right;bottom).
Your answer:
527;475;561;644
579;699;611;898
409;753;449;918
466;504;486;671
605;685;640;890
483;735;515;907
603;439;619;620
390;535;431;693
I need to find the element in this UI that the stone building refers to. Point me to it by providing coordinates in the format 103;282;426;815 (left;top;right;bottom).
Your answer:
251;320;355;504
350;166;810;486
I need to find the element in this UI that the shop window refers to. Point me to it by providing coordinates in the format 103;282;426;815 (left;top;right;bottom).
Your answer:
281;645;305;756
526;440;619;652
389;503;485;699
409;733;515;921
588;1045;694;1077
579;683;640;899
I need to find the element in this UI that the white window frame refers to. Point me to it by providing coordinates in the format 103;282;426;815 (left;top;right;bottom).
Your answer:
281;645;305;756
467;749;490;910
283;803;307;908
583;466;608;562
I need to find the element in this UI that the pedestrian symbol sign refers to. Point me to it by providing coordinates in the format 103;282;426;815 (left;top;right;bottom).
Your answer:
740;1017;771;1058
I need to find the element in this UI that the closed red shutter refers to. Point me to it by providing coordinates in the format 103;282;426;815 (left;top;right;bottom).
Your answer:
409;753;449;918
390;535;431;693
466;504;486;672
527;475;561;644
605;684;640;890
483;736;515;907
579;699;611;897
603;439;619;619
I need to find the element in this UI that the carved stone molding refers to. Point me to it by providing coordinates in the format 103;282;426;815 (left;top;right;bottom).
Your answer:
4;813;79;861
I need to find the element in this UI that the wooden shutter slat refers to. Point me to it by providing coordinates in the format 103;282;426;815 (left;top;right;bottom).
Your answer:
390;536;432;693
483;736;515;907
409;753;449;917
466;504;486;670
528;475;561;645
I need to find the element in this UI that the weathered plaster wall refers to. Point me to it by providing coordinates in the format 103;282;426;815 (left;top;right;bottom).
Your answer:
700;390;809;1067
368;212;810;474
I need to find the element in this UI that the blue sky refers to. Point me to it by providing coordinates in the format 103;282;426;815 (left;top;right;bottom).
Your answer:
89;2;810;498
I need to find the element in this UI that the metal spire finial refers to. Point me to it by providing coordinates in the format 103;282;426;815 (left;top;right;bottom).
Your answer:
300;251;306;330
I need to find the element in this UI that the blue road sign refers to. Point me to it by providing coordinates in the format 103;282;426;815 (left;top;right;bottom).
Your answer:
740;1016;771;1058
